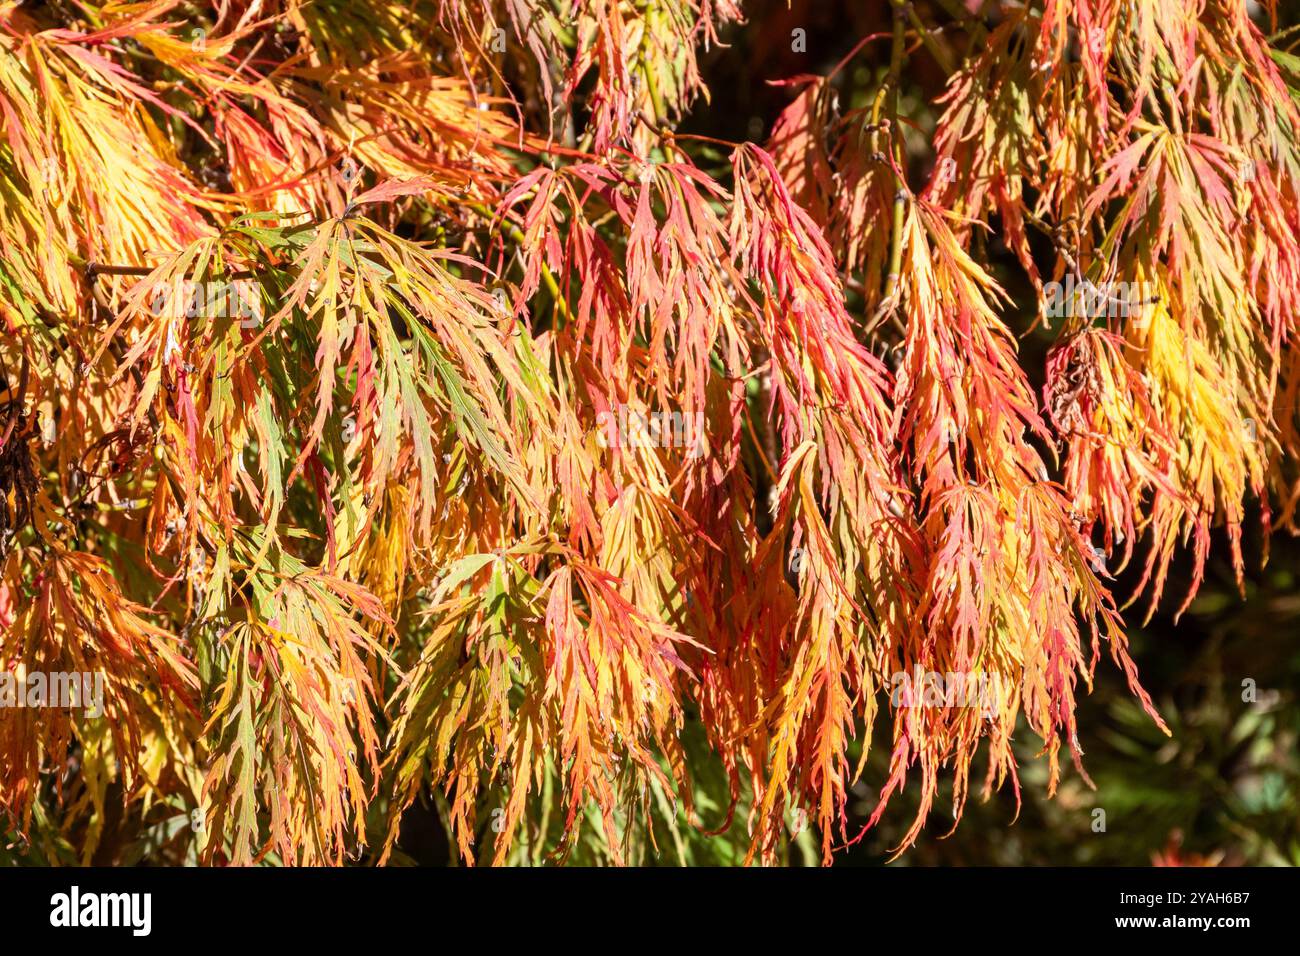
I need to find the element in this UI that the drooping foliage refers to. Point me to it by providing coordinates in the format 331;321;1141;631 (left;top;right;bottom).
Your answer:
1;0;1297;865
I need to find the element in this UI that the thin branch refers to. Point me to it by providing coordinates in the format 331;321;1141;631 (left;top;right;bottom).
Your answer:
864;4;910;337
898;1;956;75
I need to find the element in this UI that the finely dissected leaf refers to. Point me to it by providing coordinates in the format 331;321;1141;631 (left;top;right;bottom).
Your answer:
1;0;1297;869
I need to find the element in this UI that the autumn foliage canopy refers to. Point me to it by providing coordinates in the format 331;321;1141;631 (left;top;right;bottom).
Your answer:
1;0;1298;866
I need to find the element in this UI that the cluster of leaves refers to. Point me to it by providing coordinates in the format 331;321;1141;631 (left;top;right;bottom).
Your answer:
1;0;1298;866
845;524;1300;867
